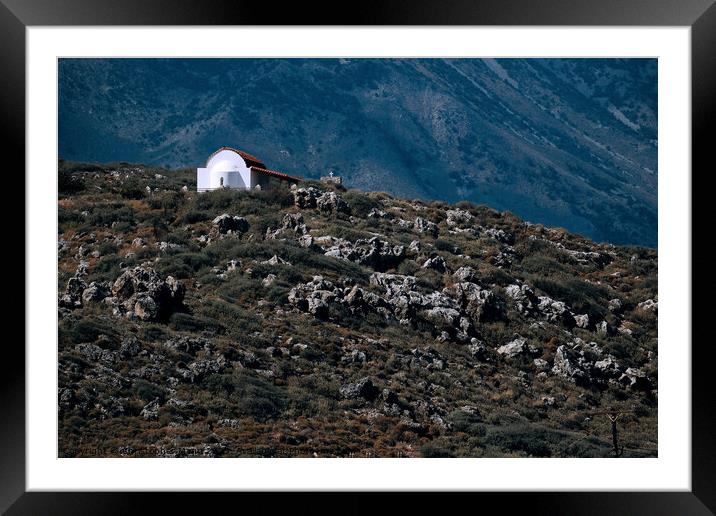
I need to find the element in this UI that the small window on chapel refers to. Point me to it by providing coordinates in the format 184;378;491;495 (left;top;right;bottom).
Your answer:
220;177;224;187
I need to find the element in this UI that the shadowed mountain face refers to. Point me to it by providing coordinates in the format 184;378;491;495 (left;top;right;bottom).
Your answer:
58;58;657;246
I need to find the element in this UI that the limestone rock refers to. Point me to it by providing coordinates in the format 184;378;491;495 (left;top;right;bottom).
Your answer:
317;191;351;215
340;377;379;400
110;264;184;321
413;217;438;237
212;214;249;235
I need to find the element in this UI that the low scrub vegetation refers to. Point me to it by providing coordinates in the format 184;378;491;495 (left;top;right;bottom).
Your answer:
57;161;657;458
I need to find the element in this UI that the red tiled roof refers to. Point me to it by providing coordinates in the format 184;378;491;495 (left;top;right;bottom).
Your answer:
250;166;302;183
206;146;266;169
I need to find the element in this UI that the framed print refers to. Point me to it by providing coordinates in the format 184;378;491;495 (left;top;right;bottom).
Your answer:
3;0;714;513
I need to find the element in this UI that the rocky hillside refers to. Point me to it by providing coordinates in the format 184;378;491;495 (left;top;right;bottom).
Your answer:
58;58;657;246
58;161;658;458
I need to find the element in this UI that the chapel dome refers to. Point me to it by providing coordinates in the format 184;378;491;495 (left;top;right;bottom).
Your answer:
205;146;266;169
209;159;242;172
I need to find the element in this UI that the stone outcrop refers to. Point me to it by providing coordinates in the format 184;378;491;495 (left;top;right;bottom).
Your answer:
317;191;351;215
413;217;438;237
506;283;576;328
637;299;658;312
497;337;539;358
288;276;340;318
340;377;379;400
550;339;651;390
552;345;589;384
292;187;320;208
59;262;90;309
421;256;448;273
453;266;477;283
107;264;184;321
265;213;309;239
446;209;473;227
323;237;405;271
212;214;249;235
445;281;505;323
288;270;502;341
482;227;514;245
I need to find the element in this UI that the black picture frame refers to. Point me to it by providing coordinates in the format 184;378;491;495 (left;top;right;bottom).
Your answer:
2;1;713;513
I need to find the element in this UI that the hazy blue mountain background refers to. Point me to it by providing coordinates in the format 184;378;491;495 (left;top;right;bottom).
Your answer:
58;58;657;246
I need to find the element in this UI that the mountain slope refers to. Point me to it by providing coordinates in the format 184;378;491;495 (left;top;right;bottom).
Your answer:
57;163;658;458
59;58;658;246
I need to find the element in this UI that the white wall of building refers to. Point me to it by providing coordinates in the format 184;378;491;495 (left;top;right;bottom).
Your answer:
197;167;210;191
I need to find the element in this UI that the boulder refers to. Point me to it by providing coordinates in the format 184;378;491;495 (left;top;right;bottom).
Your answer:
422;256;448;273
164;336;211;355
608;298;623;313
408;240;422;255
141;398;160;420
111;264;184;321
367;208;391;219
297;235;315;249
98;397;128;420
180;356;227;383
492;247;518;268
217;418;241;429
505;284;540;316
266;213;309;239
552;345;588;384
341;349;368;364
58;388;74;410
157;241;182;253
445;209;473;227
565;249;613;267
572;339;603;362
293;187;320;208
59;276;87;309
541;396;556;407
453;266;477;283
380;388;400;406
288;276;338;318
323;237;405;271
261;255;291;266
343;285;388;314
596;320;610;335
317;191;351;215
617;322;633;335
74;343;116;365
637;299;658;312
134;294;158;321
410;347;445;370
413;217;438;237
482;227;514;245
339;377;379;400
618;367;652;391
593;355;622;378
444;282;504;322
497;337;533;358
533;358;550;371
283;212;309;233
369;272;417;295
574;314;590;329
212;214;249;235
421;306;462;330
506;284;576;328
537;296;576;328
468;340;489;361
